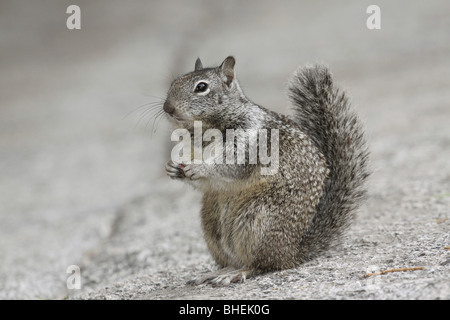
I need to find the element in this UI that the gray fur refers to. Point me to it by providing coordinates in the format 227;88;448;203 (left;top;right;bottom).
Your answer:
163;57;370;285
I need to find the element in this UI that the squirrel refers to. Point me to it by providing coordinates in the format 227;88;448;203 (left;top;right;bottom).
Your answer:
163;56;370;286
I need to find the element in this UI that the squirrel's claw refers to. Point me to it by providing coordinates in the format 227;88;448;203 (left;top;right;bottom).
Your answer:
187;267;250;287
165;160;185;179
165;160;205;181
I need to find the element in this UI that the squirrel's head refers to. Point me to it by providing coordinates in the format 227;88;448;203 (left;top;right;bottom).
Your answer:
163;56;246;130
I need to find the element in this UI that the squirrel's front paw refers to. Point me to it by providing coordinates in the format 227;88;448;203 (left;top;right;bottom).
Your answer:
165;160;205;180
182;163;205;180
165;160;185;179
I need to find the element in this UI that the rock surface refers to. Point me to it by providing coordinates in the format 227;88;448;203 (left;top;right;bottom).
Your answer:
0;0;448;300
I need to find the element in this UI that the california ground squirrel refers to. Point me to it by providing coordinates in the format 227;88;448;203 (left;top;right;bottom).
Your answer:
163;56;370;285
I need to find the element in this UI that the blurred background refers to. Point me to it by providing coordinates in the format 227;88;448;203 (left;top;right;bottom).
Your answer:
0;0;449;299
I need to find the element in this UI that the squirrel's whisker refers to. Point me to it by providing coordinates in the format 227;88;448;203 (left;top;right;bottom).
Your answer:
123;100;163;120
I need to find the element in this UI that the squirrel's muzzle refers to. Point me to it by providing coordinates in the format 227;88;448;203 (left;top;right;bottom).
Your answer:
163;100;175;115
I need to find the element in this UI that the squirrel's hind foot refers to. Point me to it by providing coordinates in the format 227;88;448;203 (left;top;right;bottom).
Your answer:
187;267;252;287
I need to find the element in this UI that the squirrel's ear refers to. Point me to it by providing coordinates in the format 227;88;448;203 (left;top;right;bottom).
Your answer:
219;56;236;86
194;58;203;71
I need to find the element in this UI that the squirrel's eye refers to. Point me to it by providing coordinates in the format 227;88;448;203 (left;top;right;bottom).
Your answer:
195;82;208;93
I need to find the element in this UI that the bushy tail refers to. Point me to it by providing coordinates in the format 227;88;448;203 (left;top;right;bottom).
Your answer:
288;65;370;262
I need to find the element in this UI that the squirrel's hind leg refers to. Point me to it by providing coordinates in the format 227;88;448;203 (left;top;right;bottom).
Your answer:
187;267;255;287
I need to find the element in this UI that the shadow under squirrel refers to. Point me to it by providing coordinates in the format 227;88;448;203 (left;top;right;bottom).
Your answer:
163;56;370;285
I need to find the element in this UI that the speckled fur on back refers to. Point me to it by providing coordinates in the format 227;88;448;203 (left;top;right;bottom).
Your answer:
163;57;370;285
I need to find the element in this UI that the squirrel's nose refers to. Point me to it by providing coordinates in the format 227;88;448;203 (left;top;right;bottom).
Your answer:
163;100;175;115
